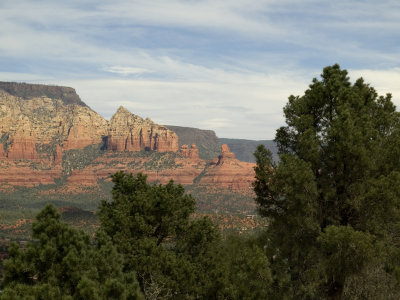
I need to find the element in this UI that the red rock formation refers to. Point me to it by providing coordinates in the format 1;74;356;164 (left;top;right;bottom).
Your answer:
220;143;235;160
0;83;255;198
6;137;40;161
107;106;178;152
61;106;107;150
0;144;6;158
180;145;189;157
180;144;200;159
199;144;255;193
189;144;199;159
53;145;62;164
66;152;206;187
0;163;62;187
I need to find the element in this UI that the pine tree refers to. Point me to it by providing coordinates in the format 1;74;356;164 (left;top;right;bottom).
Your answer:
254;64;400;299
1;204;143;300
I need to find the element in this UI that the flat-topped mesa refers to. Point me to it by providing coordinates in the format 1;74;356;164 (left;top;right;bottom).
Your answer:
180;144;199;159
107;106;179;152
0;83;107;161
0;82;87;107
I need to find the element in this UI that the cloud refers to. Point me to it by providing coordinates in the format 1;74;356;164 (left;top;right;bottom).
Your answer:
200;118;233;129
104;66;151;76
349;68;400;103
0;0;399;140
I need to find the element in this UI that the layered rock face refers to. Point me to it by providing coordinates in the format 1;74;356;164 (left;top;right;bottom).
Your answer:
0;82;256;196
180;144;199;159
199;144;256;193
66;152;207;187
107;106;178;152
0;82;180;187
0;87;107;162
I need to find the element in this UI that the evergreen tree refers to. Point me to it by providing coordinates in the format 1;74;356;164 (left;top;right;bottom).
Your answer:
254;64;400;299
99;171;272;299
0;204;143;300
99;172;214;298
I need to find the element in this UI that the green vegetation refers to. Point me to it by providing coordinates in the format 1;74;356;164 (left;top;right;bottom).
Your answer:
186;185;256;215
142;151;182;170
2;173;272;299
62;142;106;176
254;64;400;299
1;204;143;299
0;133;9;152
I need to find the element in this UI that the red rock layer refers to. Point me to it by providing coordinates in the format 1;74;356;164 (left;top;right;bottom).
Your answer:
61;107;108;150
0;144;6;158
66;152;206;187
180;144;200;159
6;137;40;161
0;165;62;187
199;144;255;193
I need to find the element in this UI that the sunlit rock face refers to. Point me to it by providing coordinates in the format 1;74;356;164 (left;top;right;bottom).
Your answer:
198;144;256;193
0;85;107;161
0;82;255;196
180;144;200;159
106;106;179;152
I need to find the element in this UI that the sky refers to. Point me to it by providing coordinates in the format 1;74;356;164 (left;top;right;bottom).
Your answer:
0;0;399;140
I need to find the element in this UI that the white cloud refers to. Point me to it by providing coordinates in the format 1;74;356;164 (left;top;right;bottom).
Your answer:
104;66;151;76
0;0;399;140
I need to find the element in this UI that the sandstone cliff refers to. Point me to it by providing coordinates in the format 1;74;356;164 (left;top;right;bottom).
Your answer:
0;82;180;187
199;144;256;193
179;144;200;159
107;106;178;152
0;82;256;196
0;88;107;162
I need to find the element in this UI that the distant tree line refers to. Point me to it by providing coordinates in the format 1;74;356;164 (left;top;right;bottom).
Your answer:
2;65;400;299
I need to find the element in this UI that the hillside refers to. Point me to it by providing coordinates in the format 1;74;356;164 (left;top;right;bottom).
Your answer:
219;138;278;163
165;125;221;160
165;126;278;163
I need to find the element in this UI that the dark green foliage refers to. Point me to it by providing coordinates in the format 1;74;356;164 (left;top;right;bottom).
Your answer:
100;172;195;247
0;204;143;299
99;171;272;298
254;64;400;299
99;172;196;298
213;234;272;299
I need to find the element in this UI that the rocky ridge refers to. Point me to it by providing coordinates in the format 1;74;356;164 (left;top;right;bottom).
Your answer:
0;82;255;194
107;106;178;152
